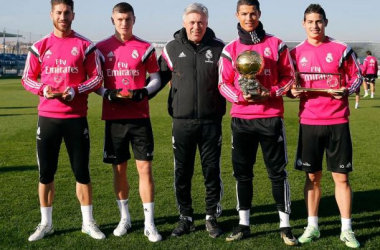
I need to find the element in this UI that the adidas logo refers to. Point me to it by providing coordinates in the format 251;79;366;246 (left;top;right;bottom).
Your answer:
300;57;308;63
107;51;115;57
179;52;186;58
277;135;284;142
45;50;52;55
83;128;89;135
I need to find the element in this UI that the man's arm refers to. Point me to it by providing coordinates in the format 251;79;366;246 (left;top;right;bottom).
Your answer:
273;43;295;97
218;51;247;104
77;45;103;95
147;52;173;100
344;49;363;96
21;49;45;96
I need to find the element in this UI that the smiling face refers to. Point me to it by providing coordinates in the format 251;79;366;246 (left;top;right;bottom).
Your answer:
183;12;208;44
112;11;135;41
50;3;75;37
236;4;261;32
303;12;328;43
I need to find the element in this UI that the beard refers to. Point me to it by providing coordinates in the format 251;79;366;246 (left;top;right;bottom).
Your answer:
53;20;72;33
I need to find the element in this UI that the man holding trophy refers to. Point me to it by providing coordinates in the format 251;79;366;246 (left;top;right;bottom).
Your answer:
289;4;362;249
22;0;105;241
218;0;297;245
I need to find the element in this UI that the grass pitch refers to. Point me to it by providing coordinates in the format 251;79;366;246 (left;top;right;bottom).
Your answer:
0;78;379;249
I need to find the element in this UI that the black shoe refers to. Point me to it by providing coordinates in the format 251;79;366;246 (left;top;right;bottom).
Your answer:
205;216;223;238
226;224;250;242
171;216;195;237
280;227;298;246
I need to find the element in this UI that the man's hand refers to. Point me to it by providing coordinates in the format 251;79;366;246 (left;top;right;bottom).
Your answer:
290;88;307;98
329;87;348;99
43;85;55;99
104;89;121;102
129;88;148;102
243;86;270;102
62;87;75;101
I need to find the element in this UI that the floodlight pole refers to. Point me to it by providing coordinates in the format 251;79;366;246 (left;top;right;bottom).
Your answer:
2;28;5;55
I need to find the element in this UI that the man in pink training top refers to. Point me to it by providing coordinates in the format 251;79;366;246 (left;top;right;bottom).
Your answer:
22;0;105;242
218;0;297;245
362;50;378;98
289;4;362;248
95;2;162;242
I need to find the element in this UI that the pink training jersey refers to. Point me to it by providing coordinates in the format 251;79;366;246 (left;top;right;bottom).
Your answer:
22;31;103;118
362;55;378;75
290;37;362;125
96;35;159;120
218;34;295;119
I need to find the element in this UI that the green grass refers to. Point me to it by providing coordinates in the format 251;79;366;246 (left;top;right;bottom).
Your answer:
0;78;379;250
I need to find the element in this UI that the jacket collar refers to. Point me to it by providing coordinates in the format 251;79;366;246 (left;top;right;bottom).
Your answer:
237;21;266;45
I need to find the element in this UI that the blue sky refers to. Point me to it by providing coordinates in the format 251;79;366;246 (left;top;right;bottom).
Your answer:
1;0;380;42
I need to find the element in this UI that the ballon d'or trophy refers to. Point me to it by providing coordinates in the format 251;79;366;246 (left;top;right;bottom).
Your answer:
236;50;264;97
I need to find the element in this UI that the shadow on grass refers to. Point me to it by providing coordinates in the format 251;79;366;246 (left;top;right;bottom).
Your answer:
143;189;380;241
0;165;37;172
0;106;35;109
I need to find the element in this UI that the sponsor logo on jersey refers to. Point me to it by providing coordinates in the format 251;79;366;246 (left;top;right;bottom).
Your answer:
45;50;53;58
132;50;139;59
300;57;308;66
179;52;186;58
264;47;272;57
71;47;79;56
107;51;115;61
326;53;333;63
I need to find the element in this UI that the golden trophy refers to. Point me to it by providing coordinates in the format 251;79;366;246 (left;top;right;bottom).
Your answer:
236;50;264;97
49;74;66;97
295;72;344;95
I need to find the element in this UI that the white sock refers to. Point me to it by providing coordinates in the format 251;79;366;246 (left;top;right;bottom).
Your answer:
307;216;319;229
239;209;250;226
206;215;212;220
365;90;369;94
143;202;155;227
81;205;94;224
117;199;131;222
341;218;352;231
40;207;53;226
279;211;290;228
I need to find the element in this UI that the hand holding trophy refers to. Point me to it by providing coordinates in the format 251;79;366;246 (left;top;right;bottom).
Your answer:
236;50;268;102
294;72;346;98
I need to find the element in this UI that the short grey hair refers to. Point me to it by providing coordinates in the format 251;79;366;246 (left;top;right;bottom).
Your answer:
182;3;209;21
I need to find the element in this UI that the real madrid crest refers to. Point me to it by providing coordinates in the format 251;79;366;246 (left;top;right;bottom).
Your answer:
132;50;139;59
71;47;79;56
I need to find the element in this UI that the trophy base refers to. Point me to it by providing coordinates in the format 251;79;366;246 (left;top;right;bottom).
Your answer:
116;92;132;99
295;88;344;94
51;92;63;97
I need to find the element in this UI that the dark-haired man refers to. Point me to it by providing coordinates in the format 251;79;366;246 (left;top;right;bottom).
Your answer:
22;0;105;241
362;50;378;98
290;4;362;248
95;2;161;242
218;0;297;245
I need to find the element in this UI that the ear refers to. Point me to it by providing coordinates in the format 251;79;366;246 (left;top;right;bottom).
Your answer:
133;16;136;24
50;11;53;20
72;12;75;21
325;19;328;27
111;17;115;25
